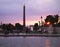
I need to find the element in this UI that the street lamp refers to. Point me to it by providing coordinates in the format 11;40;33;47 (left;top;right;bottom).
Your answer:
41;16;43;26
46;21;51;26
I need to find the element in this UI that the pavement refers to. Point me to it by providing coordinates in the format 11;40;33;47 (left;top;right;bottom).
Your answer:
0;33;60;37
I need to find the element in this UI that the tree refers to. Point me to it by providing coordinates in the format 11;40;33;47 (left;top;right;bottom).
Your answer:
7;23;14;33
2;23;14;34
2;24;9;34
45;15;55;25
15;23;23;31
33;23;38;32
54;15;59;24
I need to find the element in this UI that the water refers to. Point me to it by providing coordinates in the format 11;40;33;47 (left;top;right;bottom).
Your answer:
0;37;60;47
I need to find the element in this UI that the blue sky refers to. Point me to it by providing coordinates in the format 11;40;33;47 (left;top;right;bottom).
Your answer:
0;0;60;26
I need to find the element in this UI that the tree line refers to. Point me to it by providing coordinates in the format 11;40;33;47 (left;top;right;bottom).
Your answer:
0;14;60;34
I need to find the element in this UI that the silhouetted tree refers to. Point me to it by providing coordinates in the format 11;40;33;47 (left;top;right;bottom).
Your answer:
54;15;59;24
0;25;2;28
7;23;14;33
45;15;59;26
15;23;23;32
33;23;38;32
2;23;14;34
2;24;7;30
2;24;9;34
45;15;55;25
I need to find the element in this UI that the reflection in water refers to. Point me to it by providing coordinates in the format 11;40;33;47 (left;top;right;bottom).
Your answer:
45;38;50;47
0;37;60;47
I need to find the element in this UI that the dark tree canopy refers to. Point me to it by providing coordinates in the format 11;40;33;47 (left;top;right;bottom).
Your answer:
45;15;55;24
33;23;38;32
54;15;59;24
15;23;23;30
45;15;59;25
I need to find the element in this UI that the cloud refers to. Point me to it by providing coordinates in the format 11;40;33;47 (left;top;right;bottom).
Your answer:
0;0;24;4
0;0;60;25
25;0;60;15
0;0;24;16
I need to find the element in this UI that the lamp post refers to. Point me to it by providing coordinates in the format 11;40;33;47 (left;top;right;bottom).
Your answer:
41;16;43;26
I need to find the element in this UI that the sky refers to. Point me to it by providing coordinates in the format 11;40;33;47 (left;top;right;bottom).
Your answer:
0;0;60;26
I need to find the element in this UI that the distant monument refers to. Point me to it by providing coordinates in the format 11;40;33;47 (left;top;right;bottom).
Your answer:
22;5;26;32
23;5;25;27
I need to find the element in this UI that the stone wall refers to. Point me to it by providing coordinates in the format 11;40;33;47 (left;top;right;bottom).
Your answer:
42;27;60;34
54;27;60;34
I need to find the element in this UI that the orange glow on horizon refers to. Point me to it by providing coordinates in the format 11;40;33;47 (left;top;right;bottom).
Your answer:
11;19;45;26
8;15;46;26
26;21;38;26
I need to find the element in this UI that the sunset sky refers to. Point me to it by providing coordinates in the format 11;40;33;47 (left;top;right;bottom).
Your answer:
0;0;60;26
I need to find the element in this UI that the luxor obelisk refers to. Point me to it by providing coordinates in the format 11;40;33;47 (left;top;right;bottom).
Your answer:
22;5;26;32
23;5;25;27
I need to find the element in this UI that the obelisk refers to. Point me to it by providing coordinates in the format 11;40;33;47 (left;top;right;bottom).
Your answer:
23;5;25;27
22;5;26;33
